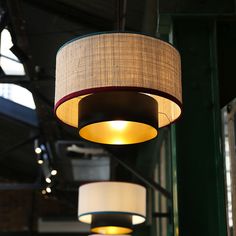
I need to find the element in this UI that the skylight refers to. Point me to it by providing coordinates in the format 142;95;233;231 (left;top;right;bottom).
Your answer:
0;83;36;109
0;29;25;75
0;29;35;109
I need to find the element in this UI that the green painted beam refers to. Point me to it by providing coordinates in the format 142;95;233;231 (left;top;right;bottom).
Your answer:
171;125;179;236
173;19;227;236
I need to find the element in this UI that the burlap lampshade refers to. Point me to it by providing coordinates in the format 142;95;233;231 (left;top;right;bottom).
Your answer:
54;32;182;144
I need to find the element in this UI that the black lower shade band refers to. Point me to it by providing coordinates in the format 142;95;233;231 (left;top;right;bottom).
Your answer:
91;213;133;229
78;91;158;129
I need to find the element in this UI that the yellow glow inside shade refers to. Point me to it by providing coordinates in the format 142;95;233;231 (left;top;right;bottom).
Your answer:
79;120;158;145
91;226;132;235
109;120;127;130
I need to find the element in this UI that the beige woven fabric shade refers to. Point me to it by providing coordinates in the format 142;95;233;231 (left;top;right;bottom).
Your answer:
55;32;182;129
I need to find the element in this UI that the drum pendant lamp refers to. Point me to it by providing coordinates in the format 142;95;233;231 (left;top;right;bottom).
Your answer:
54;32;182;145
78;182;146;235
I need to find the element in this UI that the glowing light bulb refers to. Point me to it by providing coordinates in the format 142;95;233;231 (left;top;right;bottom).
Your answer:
38;159;43;165
51;170;57;176
35;147;42;154
46;187;51;193
109;120;127;130
46;177;51;183
42;190;46;195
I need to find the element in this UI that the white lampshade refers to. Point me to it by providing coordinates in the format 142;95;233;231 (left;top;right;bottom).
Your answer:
89;235;131;236
78;182;146;225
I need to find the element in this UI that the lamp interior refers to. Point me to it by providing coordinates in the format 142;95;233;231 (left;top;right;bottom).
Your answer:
79;121;157;144
91;226;133;235
78;91;158;144
91;213;133;235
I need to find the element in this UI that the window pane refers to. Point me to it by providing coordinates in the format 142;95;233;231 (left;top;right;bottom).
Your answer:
0;29;25;75
0;84;36;109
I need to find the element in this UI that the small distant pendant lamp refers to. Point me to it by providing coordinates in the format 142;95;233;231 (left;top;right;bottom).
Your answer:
78;182;146;234
54;32;182;144
89;235;130;236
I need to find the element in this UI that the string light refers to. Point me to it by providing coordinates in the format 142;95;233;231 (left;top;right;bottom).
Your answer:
38;159;43;165
46;177;51;183
35;147;42;154
46;187;51;193
51;169;57;176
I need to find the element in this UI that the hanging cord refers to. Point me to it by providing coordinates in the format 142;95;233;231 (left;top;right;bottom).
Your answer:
116;0;127;32
156;0;160;36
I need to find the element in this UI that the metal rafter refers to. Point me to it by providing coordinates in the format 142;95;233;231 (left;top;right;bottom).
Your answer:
0;133;39;161
6;0;62;169
23;0;113;31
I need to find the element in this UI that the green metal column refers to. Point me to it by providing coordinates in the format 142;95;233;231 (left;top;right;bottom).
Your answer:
173;19;227;236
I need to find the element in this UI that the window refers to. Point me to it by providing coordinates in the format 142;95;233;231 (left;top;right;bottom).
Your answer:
0;83;36;109
0;29;35;109
222;101;236;234
0;29;25;75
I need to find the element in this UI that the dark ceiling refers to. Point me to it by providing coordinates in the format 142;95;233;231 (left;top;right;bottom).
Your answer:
0;0;236;234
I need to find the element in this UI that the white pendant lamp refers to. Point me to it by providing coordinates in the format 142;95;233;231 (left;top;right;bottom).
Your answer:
78;182;146;234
